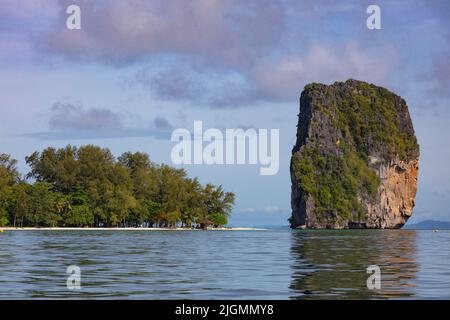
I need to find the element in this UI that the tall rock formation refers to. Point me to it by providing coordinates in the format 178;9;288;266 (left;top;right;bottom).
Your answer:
290;80;419;229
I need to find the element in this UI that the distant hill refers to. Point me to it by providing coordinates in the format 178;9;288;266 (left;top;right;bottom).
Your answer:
252;225;290;230
404;220;450;230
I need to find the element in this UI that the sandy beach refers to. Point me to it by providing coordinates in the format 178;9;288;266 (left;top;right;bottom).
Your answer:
0;227;265;231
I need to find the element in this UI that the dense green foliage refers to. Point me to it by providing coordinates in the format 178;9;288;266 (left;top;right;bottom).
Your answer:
292;144;380;221
292;80;418;223
304;81;419;161
0;146;234;228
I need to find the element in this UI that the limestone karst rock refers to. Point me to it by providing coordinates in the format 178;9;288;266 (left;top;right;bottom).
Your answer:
290;79;419;229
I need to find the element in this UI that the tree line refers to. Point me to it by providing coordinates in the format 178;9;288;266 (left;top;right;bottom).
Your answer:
0;145;235;228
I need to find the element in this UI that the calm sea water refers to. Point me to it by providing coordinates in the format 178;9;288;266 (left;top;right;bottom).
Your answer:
0;229;449;299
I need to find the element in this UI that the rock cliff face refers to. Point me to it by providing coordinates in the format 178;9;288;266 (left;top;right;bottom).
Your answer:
290;80;419;229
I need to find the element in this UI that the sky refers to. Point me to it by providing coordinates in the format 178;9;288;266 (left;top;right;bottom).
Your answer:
0;0;449;226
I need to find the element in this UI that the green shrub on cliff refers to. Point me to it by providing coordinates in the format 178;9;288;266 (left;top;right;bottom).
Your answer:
292;142;380;221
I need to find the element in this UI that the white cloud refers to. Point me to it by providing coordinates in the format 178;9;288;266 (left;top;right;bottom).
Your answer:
251;43;398;101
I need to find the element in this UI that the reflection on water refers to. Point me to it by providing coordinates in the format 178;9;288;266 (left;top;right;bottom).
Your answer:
289;230;418;299
0;229;450;299
0;230;293;299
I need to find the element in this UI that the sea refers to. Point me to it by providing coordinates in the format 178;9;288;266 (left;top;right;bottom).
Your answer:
0;229;449;299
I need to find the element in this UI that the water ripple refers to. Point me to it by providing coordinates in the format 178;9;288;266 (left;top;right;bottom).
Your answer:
0;230;449;299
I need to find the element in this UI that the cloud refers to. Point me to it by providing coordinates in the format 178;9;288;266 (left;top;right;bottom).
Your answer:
23;129;172;140
0;0;432;108
23;103;173;140
417;3;450;102
153;116;172;129
428;53;450;97
38;0;283;67
130;42;398;107
0;0;58;29
132;62;258;107
135;64;204;102
49;102;122;131
251;43;398;101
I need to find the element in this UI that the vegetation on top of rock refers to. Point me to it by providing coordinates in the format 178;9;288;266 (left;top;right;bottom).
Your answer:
302;80;418;161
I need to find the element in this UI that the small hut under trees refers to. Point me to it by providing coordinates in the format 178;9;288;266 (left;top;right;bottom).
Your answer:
199;219;214;230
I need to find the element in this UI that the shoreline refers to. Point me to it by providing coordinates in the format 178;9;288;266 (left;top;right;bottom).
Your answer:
0;227;266;231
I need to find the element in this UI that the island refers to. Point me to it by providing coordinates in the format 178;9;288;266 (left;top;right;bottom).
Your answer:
290;79;420;229
0;146;235;229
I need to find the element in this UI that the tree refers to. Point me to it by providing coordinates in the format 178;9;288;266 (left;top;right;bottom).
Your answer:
27;182;61;227
10;183;31;227
77;145;116;226
0;154;20;226
118;152;152;174
0;187;12;226
63;204;92;227
209;213;228;227
119;152;158;226
203;184;235;218
0;153;19;189
179;178;205;227
62;185;93;227
104;163;136;227
25;148;58;185
155;165;188;226
1;145;235;228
